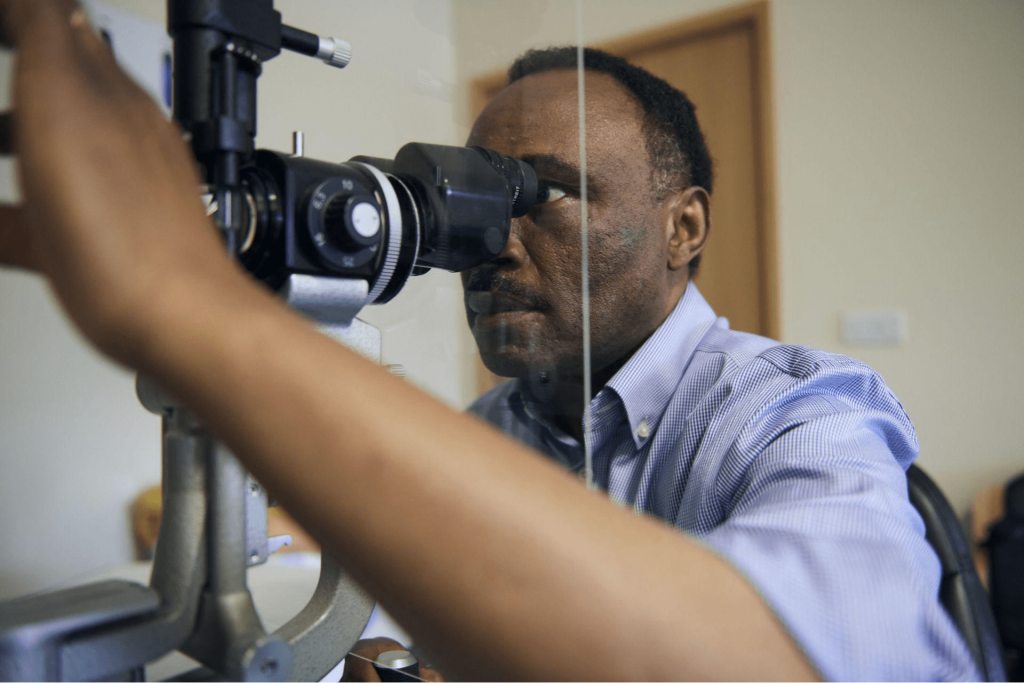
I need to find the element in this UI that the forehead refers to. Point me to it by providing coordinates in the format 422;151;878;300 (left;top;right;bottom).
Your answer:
468;69;647;165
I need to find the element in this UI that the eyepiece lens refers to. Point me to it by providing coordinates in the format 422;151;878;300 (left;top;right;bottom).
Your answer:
511;157;538;217
468;146;538;218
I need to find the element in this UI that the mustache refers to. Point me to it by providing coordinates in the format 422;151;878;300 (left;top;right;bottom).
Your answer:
464;270;547;310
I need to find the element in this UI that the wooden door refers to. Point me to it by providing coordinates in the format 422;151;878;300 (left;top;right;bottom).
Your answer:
470;1;778;393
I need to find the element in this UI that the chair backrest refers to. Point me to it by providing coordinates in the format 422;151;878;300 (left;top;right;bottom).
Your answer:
907;464;1007;681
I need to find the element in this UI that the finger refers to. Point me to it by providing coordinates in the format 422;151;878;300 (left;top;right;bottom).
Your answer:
4;0;124;96
0;0;81;50
342;638;407;682
12;1;197;207
352;637;407;658
64;2;139;89
1;1;129;165
342;653;382;682
12;0;134;103
0;204;37;271
418;664;445;682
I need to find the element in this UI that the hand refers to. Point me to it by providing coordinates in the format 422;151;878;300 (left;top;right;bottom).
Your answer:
0;0;241;366
342;638;443;682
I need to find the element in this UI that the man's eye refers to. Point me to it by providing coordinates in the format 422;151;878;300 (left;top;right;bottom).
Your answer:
536;184;567;204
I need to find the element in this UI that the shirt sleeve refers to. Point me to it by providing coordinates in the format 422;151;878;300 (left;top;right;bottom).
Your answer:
698;359;980;681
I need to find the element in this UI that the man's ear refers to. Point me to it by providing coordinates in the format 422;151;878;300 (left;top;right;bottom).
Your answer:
663;186;711;272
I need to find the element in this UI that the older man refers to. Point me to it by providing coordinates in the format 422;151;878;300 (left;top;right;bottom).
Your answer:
0;2;975;680
358;47;980;681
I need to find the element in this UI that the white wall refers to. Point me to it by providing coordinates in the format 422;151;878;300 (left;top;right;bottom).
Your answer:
450;0;1024;515
0;0;471;599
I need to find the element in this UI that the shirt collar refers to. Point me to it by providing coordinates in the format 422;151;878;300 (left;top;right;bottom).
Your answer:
604;283;718;448
510;386;581;449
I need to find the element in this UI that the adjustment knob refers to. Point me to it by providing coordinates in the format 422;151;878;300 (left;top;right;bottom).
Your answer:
322;195;380;251
372;650;420;682
317;37;352;69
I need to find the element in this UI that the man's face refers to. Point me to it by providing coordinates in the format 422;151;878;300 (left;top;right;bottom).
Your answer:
463;69;678;381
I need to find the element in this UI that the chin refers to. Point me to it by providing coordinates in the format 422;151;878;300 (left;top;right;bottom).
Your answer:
478;342;576;383
477;348;535;379
467;314;577;379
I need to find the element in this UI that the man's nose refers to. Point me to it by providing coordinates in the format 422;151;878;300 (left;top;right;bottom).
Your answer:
489;216;528;268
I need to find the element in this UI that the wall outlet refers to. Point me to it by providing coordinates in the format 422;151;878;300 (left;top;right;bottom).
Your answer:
840;310;908;347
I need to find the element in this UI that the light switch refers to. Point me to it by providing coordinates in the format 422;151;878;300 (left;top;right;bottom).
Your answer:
840;310;908;347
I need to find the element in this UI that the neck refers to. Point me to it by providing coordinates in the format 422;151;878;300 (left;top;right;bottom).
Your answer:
541;356;628;444
540;280;691;443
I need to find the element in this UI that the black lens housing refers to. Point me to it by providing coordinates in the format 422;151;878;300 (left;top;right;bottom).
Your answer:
238;144;537;303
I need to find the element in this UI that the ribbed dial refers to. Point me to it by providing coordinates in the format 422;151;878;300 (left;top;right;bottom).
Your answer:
322;196;352;249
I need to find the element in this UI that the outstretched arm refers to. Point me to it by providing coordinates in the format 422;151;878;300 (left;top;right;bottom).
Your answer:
0;2;815;679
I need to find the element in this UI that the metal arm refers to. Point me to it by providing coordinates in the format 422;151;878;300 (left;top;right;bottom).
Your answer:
0;305;378;681
0;2;375;679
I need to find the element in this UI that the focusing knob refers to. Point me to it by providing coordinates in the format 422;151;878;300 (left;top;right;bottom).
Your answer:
317;37;352;69
322;195;381;251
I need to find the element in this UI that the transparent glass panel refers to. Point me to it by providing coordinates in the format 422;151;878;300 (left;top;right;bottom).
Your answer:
450;2;595;490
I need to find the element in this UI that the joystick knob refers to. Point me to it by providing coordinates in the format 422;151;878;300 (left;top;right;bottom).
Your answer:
372;650;420;682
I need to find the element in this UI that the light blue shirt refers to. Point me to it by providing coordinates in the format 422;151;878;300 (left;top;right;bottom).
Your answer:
469;284;978;681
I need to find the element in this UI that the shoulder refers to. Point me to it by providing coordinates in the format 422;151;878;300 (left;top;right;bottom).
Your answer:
697;326;905;411
697;324;875;385
678;327;917;467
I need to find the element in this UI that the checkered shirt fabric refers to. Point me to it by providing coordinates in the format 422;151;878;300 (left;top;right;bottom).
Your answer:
469;284;979;681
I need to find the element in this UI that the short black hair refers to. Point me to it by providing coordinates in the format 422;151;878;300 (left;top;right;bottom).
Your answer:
507;46;714;274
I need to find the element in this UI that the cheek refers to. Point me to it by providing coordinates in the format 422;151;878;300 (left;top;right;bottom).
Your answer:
525;211;657;330
587;223;654;290
586;223;668;333
540;264;585;334
525;220;585;299
616;224;646;252
522;250;585;343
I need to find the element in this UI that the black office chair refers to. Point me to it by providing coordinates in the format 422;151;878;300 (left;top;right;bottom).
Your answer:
907;464;1007;681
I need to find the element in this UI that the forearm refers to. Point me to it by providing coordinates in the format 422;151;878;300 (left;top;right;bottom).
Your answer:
136;273;815;681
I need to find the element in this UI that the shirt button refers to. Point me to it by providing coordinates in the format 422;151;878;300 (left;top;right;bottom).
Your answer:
637;419;650;439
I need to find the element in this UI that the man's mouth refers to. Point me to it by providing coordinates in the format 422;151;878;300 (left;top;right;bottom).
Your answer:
464;270;546;316
465;290;536;315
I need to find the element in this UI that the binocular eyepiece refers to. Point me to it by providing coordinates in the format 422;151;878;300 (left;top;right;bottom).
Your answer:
235;143;537;304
